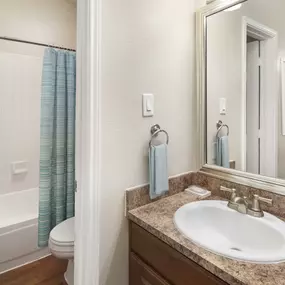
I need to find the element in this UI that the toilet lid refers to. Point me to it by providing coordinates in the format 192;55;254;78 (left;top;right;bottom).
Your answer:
49;217;75;245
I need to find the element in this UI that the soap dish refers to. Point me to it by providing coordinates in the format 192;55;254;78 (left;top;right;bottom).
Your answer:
185;186;211;198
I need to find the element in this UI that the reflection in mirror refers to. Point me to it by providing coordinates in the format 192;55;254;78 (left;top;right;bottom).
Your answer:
206;0;285;180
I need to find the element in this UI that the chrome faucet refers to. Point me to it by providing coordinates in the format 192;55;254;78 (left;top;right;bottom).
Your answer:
220;186;273;218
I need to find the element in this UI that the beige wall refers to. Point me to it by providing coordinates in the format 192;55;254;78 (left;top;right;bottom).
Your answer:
97;1;285;283
99;0;205;284
97;0;285;284
0;0;76;195
0;0;76;49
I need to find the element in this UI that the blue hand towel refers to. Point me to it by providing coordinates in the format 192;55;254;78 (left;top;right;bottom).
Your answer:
149;144;169;200
216;136;230;168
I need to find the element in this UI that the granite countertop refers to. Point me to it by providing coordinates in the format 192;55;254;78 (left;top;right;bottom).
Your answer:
128;192;285;285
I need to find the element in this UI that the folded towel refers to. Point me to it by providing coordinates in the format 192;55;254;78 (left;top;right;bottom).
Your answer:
216;136;230;168
149;144;169;199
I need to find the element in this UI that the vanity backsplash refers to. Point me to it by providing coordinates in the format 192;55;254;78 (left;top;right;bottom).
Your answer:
126;172;193;211
194;172;285;219
126;171;285;219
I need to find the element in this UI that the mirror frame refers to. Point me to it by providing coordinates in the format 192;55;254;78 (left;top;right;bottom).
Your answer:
196;0;285;195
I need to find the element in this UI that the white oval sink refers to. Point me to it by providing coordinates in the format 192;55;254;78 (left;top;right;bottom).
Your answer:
174;200;285;264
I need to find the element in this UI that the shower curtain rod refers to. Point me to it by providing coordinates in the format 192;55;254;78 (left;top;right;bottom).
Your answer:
0;36;76;52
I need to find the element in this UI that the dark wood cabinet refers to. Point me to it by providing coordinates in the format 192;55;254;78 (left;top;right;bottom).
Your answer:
130;253;171;285
129;222;229;285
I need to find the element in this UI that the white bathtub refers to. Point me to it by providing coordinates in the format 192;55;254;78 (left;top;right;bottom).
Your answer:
0;188;49;273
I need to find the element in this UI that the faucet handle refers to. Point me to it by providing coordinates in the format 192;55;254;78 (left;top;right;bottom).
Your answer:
220;186;236;202
252;194;273;209
248;194;273;217
257;195;273;205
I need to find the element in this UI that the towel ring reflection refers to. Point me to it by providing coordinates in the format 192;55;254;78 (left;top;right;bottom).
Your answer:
149;124;169;147
216;120;229;138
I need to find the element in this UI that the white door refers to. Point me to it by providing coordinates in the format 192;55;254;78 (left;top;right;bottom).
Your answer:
246;41;260;174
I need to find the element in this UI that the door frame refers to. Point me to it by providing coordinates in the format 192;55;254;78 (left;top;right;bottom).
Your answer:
241;17;278;176
281;57;285;136
75;0;102;284
246;40;261;174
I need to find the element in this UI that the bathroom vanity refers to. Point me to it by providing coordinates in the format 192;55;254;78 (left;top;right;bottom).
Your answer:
127;192;285;285
129;222;227;285
129;223;227;285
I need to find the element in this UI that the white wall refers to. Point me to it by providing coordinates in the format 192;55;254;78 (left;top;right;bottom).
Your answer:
0;0;76;195
99;0;205;284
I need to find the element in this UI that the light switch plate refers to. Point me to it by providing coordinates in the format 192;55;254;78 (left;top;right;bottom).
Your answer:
219;98;226;115
142;93;154;117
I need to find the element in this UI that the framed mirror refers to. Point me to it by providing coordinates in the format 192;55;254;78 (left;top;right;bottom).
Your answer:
196;0;285;194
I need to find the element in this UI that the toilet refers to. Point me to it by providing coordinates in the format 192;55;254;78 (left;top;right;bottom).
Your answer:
49;217;75;285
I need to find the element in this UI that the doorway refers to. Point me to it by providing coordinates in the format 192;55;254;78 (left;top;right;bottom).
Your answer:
242;17;278;177
246;38;262;174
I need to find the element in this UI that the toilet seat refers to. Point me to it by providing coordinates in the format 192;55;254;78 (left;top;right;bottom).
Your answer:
49;217;74;259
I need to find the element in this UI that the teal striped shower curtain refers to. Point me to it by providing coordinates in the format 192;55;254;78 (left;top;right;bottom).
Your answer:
38;48;76;247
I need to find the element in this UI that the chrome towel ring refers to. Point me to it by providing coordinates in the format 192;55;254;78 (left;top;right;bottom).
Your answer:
149;124;169;147
216;120;229;138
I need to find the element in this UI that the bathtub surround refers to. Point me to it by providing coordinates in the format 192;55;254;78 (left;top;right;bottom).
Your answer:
38;48;76;247
0;188;50;274
0;0;76;197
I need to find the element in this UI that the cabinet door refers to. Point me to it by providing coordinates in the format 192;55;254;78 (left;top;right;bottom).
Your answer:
130;223;228;285
130;253;171;285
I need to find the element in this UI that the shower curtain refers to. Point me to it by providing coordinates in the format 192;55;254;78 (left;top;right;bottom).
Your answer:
38;48;76;247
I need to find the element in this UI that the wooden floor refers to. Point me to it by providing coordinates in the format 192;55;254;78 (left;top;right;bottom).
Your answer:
0;256;68;285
